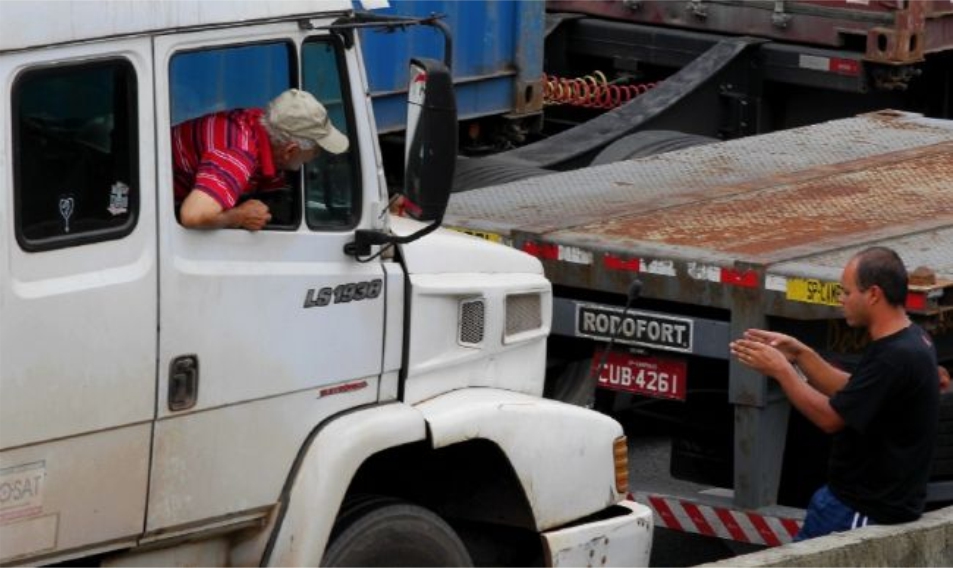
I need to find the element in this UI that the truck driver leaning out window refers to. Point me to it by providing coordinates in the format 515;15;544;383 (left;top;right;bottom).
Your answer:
172;89;349;230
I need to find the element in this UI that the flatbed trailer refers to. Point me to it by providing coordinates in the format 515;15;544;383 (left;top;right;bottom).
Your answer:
445;110;953;544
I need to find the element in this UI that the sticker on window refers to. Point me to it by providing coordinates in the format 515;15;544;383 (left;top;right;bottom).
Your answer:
59;196;75;233
108;181;130;215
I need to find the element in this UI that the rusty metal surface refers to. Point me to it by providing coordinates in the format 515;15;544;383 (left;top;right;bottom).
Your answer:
865;0;925;64
572;143;953;262
547;0;953;56
446;112;953;237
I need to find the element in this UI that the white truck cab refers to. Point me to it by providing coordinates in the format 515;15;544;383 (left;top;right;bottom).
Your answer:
0;2;652;566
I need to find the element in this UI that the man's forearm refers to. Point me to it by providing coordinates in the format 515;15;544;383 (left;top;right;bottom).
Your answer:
181;208;237;229
215;208;247;229
180;194;269;230
775;366;845;433
794;347;850;396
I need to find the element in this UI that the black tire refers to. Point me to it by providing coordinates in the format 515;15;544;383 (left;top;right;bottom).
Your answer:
931;458;953;478
939;389;953;420
452;155;552;193
322;496;473;567
930;390;953;478
590;130;718;166
932;444;953;460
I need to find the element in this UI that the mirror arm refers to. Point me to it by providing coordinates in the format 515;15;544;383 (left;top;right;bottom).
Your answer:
324;12;453;69
343;219;443;258
423;17;453;69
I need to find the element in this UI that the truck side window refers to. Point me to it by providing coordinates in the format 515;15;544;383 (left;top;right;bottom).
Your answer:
302;40;360;230
13;60;138;251
169;42;299;229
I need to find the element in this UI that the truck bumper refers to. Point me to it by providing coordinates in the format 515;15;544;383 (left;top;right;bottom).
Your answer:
542;500;653;567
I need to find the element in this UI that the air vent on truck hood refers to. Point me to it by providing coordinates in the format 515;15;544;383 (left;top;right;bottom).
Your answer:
459;299;486;346
506;293;542;339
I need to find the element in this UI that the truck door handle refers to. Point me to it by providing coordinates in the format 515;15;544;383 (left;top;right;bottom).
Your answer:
169;355;199;411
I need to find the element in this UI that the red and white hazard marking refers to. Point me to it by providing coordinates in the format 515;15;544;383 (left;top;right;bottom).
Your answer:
509;239;938;313
634;493;803;546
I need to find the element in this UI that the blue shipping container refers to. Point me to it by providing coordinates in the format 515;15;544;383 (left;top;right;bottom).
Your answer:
356;0;544;133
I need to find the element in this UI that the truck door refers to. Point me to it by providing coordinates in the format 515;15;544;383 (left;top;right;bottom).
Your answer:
0;39;156;562
149;25;387;533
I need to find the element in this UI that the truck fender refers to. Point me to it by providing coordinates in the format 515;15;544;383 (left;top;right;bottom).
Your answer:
260;403;427;567
415;388;624;531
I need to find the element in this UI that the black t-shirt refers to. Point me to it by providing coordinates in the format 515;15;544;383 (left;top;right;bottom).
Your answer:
828;324;939;523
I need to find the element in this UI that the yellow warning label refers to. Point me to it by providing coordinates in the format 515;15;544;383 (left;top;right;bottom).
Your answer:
448;227;504;243
786;278;843;307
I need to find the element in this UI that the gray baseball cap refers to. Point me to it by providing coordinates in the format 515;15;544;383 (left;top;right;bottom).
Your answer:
267;89;349;154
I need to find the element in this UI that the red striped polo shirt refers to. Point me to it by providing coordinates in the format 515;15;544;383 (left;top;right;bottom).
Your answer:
172;108;286;209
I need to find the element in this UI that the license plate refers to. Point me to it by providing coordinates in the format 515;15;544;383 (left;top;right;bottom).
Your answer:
592;350;688;401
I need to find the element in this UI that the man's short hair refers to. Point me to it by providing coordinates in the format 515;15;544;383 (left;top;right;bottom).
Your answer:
853;246;908;307
261;118;317;151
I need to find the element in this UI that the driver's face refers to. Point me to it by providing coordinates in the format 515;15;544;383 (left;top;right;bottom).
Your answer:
277;142;320;171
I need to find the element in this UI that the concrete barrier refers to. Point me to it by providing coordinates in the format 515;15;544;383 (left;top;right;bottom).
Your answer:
701;505;953;567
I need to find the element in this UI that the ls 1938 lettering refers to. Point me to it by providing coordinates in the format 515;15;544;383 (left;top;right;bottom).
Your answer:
304;279;383;308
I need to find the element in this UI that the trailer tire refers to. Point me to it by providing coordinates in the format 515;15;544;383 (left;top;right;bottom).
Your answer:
936;389;953;422
545;357;597;407
590;130;718;166
322;496;473;567
931;390;953;479
452;155;552;193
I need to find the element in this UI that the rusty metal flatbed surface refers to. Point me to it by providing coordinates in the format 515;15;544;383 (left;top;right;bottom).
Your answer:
564;142;952;265
446;112;953;283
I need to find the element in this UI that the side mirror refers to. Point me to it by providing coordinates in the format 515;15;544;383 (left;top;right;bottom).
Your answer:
402;58;457;221
344;57;457;258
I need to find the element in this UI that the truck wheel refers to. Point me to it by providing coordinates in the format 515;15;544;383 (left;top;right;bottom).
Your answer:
452;155;552;193
590;130;718;165
931;390;953;479
322;496;473;567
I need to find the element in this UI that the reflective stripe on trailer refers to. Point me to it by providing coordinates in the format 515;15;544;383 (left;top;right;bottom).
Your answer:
634;492;803;546
521;243;939;312
524;246;763;290
604;251;757;287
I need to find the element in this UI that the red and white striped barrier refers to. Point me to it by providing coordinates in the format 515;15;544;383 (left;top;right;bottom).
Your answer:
634;493;803;546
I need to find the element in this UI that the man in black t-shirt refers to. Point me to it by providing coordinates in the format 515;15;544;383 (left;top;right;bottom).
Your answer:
827;323;938;525
730;246;939;540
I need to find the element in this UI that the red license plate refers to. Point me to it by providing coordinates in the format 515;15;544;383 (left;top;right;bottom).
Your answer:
592;350;688;401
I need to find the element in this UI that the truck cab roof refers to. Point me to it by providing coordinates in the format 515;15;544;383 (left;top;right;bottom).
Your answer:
0;0;351;52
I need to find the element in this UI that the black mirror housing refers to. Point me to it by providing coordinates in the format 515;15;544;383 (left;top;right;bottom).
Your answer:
403;58;457;222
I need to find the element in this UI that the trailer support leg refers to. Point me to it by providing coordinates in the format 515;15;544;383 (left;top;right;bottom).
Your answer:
733;391;791;510
728;281;791;510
